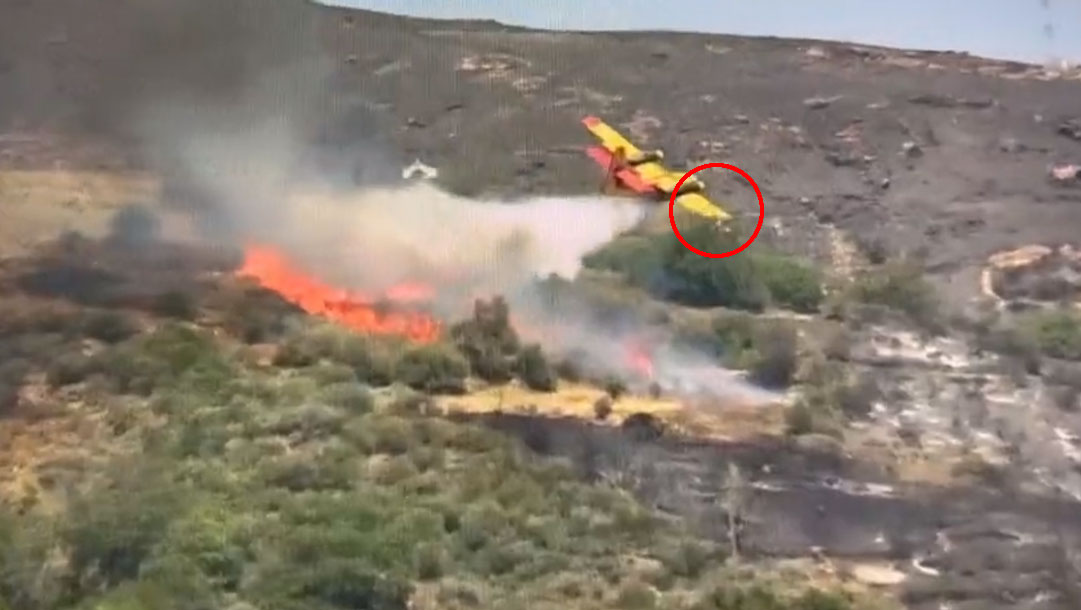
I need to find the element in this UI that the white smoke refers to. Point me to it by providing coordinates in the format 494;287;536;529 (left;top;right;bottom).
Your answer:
274;183;649;305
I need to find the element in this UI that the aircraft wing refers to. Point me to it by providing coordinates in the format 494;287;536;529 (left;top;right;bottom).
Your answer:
675;192;731;221
582;115;644;158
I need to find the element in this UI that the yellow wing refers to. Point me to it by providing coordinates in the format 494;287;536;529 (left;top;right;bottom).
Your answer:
583;115;731;221
583;115;644;158
676;193;731;221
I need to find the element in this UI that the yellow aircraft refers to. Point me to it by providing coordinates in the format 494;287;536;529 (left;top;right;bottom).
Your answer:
582;115;731;222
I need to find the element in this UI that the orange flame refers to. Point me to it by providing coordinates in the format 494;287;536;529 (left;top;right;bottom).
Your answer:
626;341;655;380
236;245;442;343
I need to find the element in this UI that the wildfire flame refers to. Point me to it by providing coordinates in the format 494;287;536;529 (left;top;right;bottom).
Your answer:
236;245;442;343
626;341;655;380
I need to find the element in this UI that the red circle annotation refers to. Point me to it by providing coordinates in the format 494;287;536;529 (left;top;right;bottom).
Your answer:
668;162;764;259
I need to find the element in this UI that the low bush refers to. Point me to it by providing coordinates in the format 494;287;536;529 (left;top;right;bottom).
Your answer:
1018;308;1081;361
515;344;557;392
451;296;520;383
46;351;97;387
582;219;823;313
756;254;824;314
319;382;374;414
785;361;875;437
848;261;941;331
593;396;614;420
747;324;799;389
81;310;138;343
696;583;853;610
152;291;197;320
396;343;469;394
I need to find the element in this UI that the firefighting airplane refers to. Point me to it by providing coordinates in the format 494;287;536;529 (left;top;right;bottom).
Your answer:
581;115;731;222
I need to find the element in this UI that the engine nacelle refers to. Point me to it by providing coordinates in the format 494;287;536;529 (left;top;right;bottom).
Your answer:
674;177;705;194
628;149;665;165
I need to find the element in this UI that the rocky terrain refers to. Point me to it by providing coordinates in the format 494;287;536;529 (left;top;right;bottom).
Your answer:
2;2;1081;610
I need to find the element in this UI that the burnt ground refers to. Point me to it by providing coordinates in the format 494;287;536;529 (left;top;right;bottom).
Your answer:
467;412;1081;610
3;1;1081;609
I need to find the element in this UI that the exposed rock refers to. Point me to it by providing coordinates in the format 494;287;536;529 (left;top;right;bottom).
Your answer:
998;136;1025;153
901;141;923;158
851;563;907;586
1050;164;1080;184
794;433;846;456
804;95;842;109
909;93;995;108
1057;119;1081;141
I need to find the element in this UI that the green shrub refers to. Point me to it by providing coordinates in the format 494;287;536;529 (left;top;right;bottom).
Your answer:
63;459;184;592
351;415;415;455
89;323;233;397
273;325;339;368
488;540;540;577
47;351;96;387
337;334;398;386
307;362;359;385
1050;385;1079;411
319;382;373;414
594;395;614;420
582;219;823;313
747;324;799;389
264;558;412;610
756;254;823;313
261;454;353;491
458;502;507;551
849;261;940;331
554;356;583;382
657;539;713;578
784;402;815;436
274;326;402;386
153;291;197;320
414;542;448;580
979;324;1042;374
396;343;469;394
604;376;627;400
581;235;667;289
1019;309;1081;361
708;314;759;367
836;372;879;419
108;204;161;247
617;580;657;609
515;344;557;392
374;455;420;486
81;310;138;343
785;391;843;438
451;296;520;383
696;583;852;610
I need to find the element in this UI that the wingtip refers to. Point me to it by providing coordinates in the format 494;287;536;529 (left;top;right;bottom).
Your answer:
582;115;600;126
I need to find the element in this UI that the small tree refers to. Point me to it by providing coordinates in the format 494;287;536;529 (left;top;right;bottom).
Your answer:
604;376;627;401
108;204;161;248
450;296;520;383
747;324;798;389
593;395;613;420
515;344;557;392
396;344;469;395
